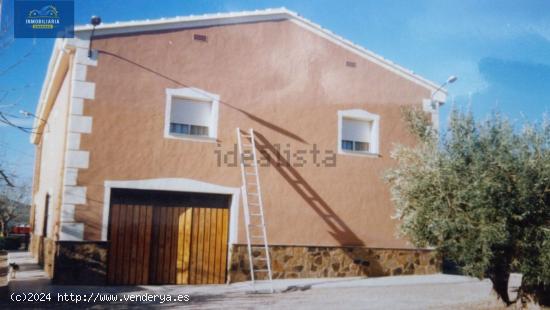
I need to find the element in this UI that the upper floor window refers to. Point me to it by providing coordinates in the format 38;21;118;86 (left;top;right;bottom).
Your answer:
165;88;219;141
338;109;380;156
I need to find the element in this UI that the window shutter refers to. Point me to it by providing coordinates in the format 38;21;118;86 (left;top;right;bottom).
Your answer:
342;118;372;143
170;98;212;127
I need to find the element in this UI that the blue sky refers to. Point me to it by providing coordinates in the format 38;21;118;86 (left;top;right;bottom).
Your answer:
1;0;549;183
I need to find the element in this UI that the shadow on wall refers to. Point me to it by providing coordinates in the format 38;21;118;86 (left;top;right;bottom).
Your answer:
76;49;310;238
253;131;364;247
93;49;363;247
97;50;308;144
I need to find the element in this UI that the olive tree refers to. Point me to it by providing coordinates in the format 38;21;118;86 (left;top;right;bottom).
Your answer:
386;108;549;306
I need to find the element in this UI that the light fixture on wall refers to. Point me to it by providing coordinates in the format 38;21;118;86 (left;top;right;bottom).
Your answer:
431;75;457;109
88;15;102;58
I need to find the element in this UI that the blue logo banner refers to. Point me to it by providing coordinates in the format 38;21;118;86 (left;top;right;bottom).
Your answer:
14;0;74;38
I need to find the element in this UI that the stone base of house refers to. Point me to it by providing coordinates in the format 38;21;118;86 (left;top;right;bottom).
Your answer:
29;235;56;278
29;236;108;285
52;241;108;285
228;244;440;282
28;238;439;285
29;234;39;260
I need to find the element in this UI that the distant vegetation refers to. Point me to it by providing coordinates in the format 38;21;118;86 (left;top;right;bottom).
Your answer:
0;185;30;236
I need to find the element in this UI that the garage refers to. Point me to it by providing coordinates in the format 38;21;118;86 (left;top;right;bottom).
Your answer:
107;188;230;285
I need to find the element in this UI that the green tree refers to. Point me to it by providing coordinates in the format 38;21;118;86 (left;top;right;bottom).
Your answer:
386;108;549;306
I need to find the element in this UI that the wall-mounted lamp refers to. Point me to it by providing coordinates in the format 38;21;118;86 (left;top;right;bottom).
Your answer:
431;75;457;109
88;15;102;58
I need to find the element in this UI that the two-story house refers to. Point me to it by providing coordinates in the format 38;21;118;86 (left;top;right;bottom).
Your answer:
29;8;446;285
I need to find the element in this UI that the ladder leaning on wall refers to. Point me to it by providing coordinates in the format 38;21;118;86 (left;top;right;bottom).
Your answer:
236;128;274;293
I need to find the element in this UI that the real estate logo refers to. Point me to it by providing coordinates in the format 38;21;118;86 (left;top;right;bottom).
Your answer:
26;4;59;29
14;0;74;38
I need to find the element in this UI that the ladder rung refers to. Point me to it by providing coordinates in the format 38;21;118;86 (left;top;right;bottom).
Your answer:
254;269;270;273
242;144;253;147
247;183;258;186
250;213;262;216
250;235;264;239
245;173;257;176
248;193;259;196
248;203;260;206
253;257;268;260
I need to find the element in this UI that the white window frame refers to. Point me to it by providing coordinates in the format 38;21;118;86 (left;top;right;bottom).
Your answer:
338;109;380;156
164;87;220;142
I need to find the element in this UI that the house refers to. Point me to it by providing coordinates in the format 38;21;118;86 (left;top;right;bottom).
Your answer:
29;8;446;285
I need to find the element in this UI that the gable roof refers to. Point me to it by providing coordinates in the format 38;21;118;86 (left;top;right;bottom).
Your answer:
32;8;447;144
73;8;445;95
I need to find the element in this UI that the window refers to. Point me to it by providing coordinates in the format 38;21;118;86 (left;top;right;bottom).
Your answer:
338;109;380;156
169;123;209;136
342;140;369;152
165;88;219;141
169;98;211;137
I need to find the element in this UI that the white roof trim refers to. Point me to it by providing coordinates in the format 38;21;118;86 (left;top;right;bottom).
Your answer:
74;8;445;93
31;38;72;144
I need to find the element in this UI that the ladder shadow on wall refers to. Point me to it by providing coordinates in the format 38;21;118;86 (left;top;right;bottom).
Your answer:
90;50;364;246
253;132;364;247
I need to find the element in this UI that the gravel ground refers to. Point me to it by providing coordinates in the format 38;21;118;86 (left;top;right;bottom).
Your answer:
1;251;538;309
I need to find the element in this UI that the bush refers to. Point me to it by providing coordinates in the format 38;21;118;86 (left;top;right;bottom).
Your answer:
1;236;22;250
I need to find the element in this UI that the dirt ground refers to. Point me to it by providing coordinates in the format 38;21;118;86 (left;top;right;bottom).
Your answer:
1;251;538;309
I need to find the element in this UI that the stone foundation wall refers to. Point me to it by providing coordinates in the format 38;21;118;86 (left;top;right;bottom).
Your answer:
43;238;56;278
53;241;108;285
0;250;8;287
30;237;108;284
228;245;440;282
29;234;40;259
36;242;439;284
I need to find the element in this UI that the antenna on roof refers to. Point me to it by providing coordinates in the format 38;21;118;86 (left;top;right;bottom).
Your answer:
88;15;102;58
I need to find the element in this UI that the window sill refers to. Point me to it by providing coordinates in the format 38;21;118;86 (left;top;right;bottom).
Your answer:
338;150;380;158
165;133;217;143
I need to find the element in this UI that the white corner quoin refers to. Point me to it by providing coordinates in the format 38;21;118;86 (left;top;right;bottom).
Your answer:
338;109;380;156
164;87;220;142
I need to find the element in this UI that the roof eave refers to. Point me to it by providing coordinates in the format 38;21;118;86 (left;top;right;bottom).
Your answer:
71;8;442;93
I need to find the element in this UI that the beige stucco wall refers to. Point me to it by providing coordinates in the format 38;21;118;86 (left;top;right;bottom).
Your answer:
76;19;430;248
34;70;70;238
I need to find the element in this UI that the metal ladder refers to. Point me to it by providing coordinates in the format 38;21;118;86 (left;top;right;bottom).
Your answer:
236;128;274;293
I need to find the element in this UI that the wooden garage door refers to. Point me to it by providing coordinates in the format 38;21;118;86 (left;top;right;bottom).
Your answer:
107;189;230;285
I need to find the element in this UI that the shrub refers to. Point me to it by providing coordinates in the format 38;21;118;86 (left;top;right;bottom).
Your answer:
386;108;549;306
2;236;22;250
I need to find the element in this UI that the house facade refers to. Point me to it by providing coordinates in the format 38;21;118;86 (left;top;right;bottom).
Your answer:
29;9;445;285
